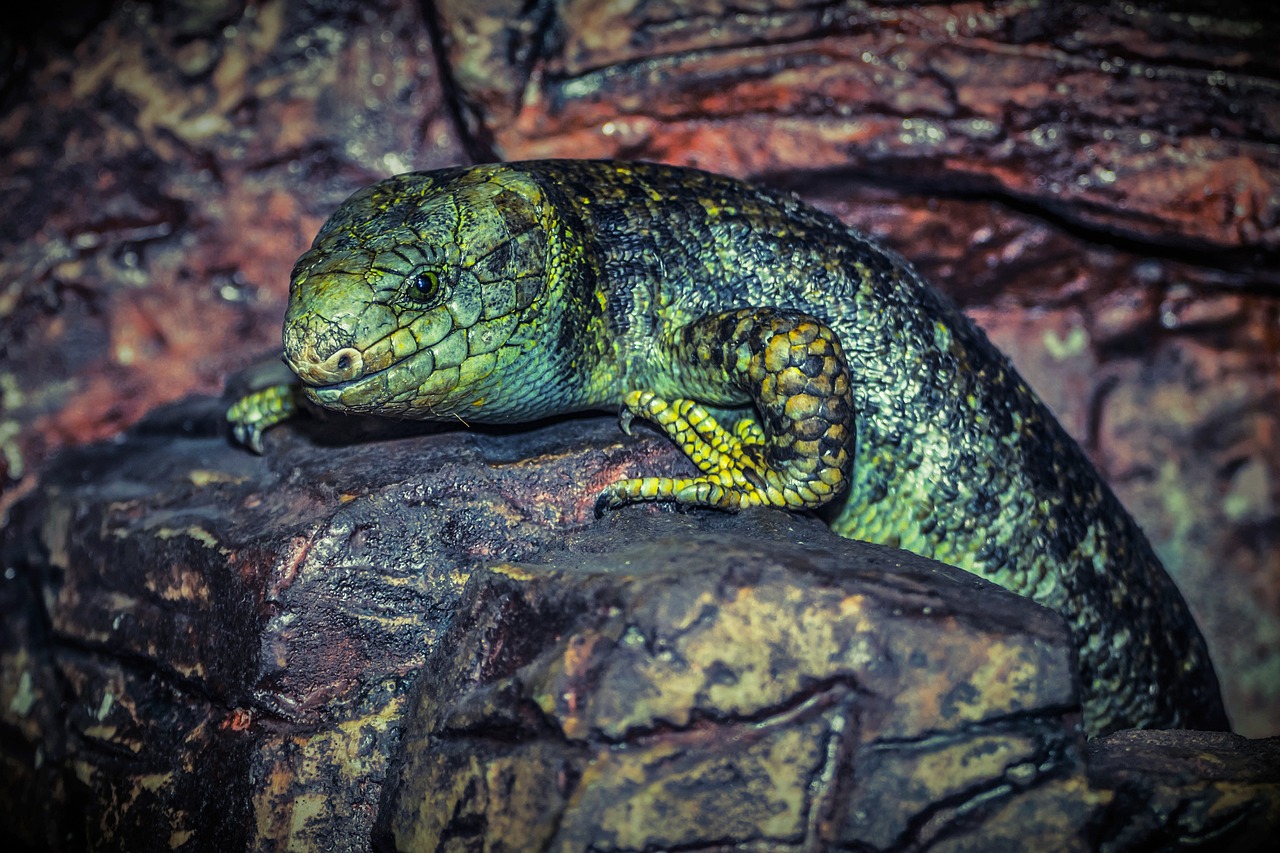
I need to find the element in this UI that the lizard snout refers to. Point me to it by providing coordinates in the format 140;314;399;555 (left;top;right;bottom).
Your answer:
284;337;364;386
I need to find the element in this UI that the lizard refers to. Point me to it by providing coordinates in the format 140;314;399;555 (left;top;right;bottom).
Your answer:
227;159;1229;737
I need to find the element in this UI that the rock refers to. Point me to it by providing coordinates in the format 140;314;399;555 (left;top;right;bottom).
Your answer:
377;512;1083;850
434;0;1280;253
2;399;1277;850
1087;730;1280;851
0;392;675;850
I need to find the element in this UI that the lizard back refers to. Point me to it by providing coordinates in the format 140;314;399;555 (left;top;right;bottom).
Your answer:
532;160;1228;736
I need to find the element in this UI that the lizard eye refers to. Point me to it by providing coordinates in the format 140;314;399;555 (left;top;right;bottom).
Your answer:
404;269;441;306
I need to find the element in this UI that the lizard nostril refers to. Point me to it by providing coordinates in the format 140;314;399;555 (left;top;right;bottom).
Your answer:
322;347;362;381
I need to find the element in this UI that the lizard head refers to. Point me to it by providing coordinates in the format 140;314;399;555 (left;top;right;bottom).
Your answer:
281;164;572;421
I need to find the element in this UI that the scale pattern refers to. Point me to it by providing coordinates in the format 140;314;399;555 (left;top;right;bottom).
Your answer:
230;160;1228;737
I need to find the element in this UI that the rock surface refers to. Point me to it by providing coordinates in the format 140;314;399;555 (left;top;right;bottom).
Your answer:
2;400;1277;850
438;0;1280;252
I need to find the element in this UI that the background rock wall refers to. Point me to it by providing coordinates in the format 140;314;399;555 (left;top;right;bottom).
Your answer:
1;0;1277;736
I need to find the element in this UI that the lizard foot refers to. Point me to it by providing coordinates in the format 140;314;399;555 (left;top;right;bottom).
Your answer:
226;384;300;453
595;389;836;516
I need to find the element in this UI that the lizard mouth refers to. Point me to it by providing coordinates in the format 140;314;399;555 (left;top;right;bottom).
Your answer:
306;367;382;395
299;346;441;416
302;357;395;399
288;342;396;392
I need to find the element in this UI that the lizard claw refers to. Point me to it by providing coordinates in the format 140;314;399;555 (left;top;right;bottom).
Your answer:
617;407;635;437
593;485;625;518
226;383;299;455
232;420;266;455
227;399;269;454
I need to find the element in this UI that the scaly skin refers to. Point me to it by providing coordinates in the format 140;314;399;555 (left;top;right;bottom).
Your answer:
229;159;1228;737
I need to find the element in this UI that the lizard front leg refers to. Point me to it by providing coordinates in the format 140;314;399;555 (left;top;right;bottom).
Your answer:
596;308;854;514
226;383;301;453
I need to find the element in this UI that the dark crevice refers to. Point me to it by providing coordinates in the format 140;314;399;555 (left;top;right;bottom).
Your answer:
761;164;1280;288
1083;372;1121;456
530;24;1280;114
872;721;1080;850
417;0;491;163
40;627;304;733
864;708;1083;751
434;673;865;751
418;0;562;164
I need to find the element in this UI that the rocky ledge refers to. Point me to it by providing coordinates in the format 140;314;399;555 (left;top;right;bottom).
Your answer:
1;396;1276;851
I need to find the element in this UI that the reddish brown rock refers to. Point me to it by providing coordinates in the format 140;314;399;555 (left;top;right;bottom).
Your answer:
435;0;1279;253
0;0;465;516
